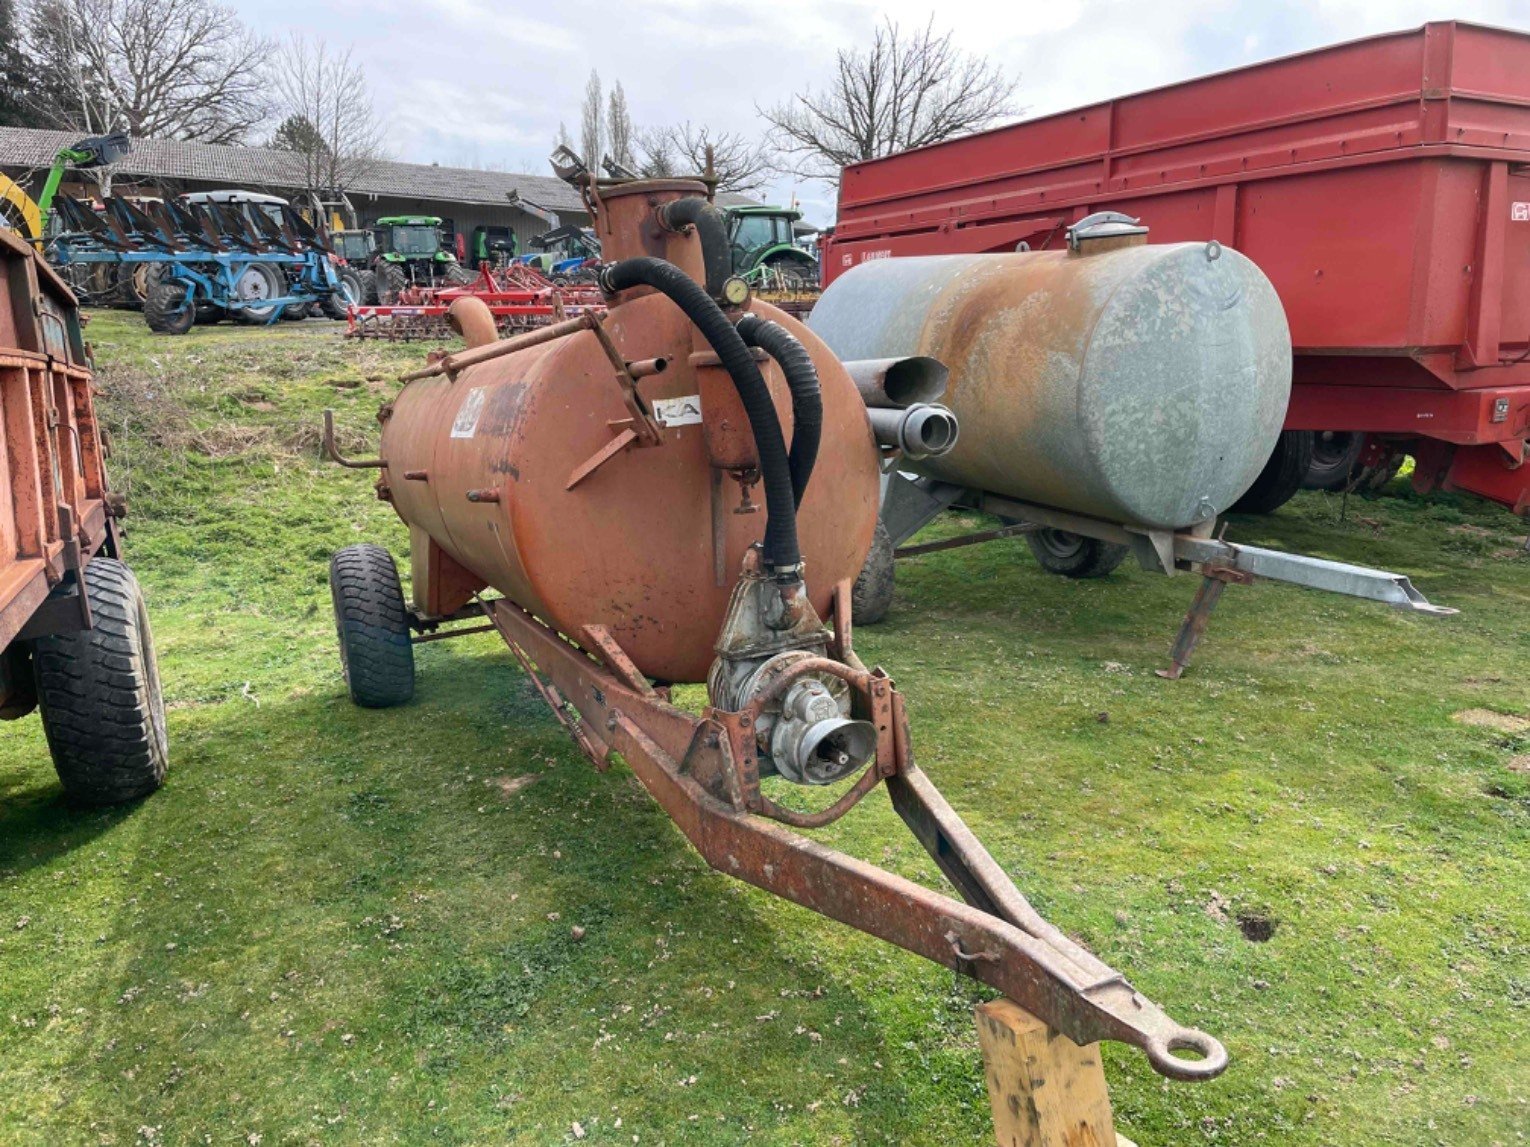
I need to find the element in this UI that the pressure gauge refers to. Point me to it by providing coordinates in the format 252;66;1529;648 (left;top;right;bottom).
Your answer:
721;276;750;307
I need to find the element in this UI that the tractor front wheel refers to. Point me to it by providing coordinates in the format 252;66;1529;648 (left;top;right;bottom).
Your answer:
142;265;195;335
377;263;408;305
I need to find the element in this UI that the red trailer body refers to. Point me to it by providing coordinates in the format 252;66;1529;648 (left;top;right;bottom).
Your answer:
823;20;1530;516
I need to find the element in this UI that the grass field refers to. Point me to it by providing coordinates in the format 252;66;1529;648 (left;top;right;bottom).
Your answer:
0;312;1525;1146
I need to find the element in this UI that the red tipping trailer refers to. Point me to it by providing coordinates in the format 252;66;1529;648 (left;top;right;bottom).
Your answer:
822;20;1530;517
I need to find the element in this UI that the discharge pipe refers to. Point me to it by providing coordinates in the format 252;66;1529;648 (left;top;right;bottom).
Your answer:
868;404;959;460
843;356;950;409
599;256;801;574
736;312;821;509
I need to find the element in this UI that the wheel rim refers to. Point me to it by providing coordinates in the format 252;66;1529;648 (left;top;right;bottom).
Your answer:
136;591;169;762
1035;529;1085;559
1311;431;1358;468
236;265;278;311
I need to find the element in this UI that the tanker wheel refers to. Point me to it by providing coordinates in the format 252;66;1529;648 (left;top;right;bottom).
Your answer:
1025;528;1129;579
377;262;408;305
851;520;896;626
142;265;195;335
329;544;415;709
1231;430;1314;514
32;559;169;805
1304;431;1366;491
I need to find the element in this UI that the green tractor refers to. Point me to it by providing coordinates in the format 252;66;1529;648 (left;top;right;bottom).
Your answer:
369;215;473;303
725;204;819;289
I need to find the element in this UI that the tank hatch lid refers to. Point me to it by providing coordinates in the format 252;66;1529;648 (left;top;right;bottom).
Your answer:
1067;211;1149;255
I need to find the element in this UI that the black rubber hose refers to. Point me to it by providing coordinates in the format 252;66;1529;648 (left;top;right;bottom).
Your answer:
657;197;732;301
599;256;800;573
736;313;821;510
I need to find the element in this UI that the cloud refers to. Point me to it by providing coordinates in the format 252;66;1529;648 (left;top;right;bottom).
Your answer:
240;0;1529;224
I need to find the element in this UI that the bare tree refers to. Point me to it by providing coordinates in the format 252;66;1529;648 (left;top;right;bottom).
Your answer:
579;70;603;172
269;34;384;200
639;121;773;194
555;121;572;151
761;17;1016;182
22;0;270;143
606;81;634;170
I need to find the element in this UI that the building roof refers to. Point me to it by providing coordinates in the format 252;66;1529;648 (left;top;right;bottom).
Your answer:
0;127;587;213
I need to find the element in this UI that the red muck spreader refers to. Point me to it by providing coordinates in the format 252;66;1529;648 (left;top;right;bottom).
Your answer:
322;175;1229;1087
822;20;1530;519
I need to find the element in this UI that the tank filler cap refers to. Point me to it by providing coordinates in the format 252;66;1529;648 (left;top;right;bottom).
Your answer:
1067;211;1149;254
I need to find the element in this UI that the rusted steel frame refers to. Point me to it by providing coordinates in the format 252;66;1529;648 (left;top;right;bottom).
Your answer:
895;522;1039;559
478;596;1226;1080
399;314;594;383
322;410;387;470
581;624;656;696
410;622;497;644
587;318;663;446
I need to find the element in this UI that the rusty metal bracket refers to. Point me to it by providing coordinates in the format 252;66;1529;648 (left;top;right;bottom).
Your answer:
321;410;387;469
475;595;1228;1083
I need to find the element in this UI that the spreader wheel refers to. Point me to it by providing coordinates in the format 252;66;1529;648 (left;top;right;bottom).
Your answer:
1231;430;1314;514
1025;529;1130;579
851;520;896;625
32;559;169;805
329;544;415;709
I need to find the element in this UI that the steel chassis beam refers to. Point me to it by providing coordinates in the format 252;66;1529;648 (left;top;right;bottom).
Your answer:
475;590;1227;1082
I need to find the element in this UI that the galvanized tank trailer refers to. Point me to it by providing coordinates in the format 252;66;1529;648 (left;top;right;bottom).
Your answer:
324;178;1227;1086
811;214;1453;675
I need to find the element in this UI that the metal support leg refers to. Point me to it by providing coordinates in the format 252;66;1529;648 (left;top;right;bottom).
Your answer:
1156;569;1250;680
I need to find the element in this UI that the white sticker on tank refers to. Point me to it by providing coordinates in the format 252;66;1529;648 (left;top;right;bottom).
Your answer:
1513;202;1530;222
652;394;704;427
450;386;487;438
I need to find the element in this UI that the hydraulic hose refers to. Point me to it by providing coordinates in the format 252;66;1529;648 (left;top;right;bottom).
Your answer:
599;256;800;574
657;197;732;301
736;313;821;510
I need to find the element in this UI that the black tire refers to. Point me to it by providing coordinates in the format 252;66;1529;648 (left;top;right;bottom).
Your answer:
442;261;476;286
1231;430;1314;514
323;268;365;320
1025;528;1130;579
232;262;286;325
355;269;378;305
377;262;408;305
193;303;227;325
112;262;152;310
851;520;896;625
763;258;817;290
1304;431;1366;491
142;264;195;335
32;559;168;805
329;544;414;709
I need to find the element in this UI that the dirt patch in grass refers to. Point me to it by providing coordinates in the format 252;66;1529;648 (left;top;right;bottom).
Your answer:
1454;709;1530;735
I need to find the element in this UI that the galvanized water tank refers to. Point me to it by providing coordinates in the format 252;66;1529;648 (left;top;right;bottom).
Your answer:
809;232;1292;529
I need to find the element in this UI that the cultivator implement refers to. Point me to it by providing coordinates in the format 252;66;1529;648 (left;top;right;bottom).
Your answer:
346;264;607;341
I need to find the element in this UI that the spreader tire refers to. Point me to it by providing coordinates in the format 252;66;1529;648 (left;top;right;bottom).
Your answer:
851;520;896;625
330;544;414;709
142;264;194;335
33;559;169;805
377;262;408;305
1025;528;1130;579
1231;430;1314;514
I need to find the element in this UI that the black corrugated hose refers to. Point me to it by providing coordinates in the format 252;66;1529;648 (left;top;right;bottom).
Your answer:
735;313;821;510
656;197;732;300
599;256;801;574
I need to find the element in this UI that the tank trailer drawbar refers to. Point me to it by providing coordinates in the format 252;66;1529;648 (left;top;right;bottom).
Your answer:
323;175;1227;1086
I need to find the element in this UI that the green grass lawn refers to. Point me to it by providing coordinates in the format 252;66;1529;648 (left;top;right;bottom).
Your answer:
0;312;1525;1145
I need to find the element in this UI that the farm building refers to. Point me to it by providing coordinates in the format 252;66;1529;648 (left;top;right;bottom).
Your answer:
0;126;590;250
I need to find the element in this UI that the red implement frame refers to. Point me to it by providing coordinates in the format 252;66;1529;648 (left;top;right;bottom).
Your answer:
347;266;607;341
823;21;1530;516
475;589;1227;1082
0;226;115;662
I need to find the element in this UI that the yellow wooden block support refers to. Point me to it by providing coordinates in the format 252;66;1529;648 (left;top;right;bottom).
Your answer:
975;998;1135;1147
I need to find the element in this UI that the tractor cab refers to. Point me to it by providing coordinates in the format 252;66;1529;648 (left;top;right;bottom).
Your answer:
333;229;376;266
724;204;819;288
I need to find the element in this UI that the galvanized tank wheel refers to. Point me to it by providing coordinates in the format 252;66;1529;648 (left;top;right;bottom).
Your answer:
329;544;415;709
1025;528;1129;579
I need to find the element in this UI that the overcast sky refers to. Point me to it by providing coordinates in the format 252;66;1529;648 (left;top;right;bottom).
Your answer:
240;0;1529;226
